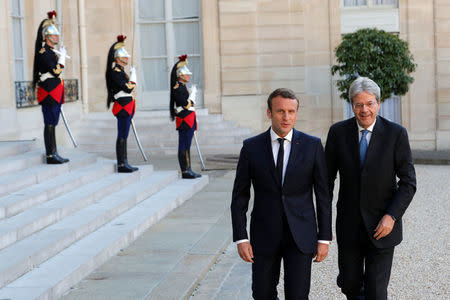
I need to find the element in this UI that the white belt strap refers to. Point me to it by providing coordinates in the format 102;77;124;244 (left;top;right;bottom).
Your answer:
40;72;54;82
175;106;195;114
114;91;132;99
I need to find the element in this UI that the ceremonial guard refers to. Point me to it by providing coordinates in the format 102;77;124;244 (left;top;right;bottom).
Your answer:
32;11;69;164
105;35;139;173
169;55;201;179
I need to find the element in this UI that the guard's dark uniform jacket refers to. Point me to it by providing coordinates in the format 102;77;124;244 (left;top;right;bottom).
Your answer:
172;80;196;131
36;43;64;105
110;64;136;118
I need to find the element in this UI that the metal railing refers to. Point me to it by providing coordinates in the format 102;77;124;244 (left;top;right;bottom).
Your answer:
15;79;79;108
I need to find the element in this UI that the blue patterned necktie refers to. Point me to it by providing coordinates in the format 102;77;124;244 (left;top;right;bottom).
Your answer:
360;130;368;167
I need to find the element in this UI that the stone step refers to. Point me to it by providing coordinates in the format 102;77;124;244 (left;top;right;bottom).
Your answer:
77;143;244;157
75;134;248;147
0;158;114;220
0;150;44;177
0;166;166;289
0;165;154;252
81;109;211;120
74;126;252;139
73;119;237;132
0;175;208;299
0;150;97;198
0;141;36;159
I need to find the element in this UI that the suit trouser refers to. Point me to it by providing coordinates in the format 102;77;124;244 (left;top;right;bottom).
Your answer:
252;216;313;300
337;223;394;300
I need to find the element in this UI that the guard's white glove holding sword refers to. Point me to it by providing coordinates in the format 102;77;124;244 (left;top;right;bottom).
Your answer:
57;46;66;66
129;66;137;84
188;84;197;104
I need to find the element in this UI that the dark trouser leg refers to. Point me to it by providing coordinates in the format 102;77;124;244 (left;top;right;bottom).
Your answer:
338;242;365;300
282;216;313;300
252;253;281;300
42;103;68;164
364;245;394;300
178;127;201;179
116;115;138;173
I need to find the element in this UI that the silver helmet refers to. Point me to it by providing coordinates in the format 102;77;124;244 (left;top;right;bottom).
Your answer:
42;23;60;37
176;65;192;77
114;47;131;59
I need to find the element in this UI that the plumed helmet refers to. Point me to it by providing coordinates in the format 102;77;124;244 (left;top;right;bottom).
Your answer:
175;55;192;77
41;10;60;37
177;65;192;77
113;35;131;59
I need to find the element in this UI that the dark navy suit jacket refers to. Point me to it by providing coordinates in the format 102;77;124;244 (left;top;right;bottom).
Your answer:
325;116;416;249
231;128;332;255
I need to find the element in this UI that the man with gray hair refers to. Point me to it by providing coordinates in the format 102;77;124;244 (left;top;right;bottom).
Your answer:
325;77;416;300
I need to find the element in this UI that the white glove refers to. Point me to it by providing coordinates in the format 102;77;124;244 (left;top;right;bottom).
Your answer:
188;84;197;104
129;66;137;83
57;46;66;66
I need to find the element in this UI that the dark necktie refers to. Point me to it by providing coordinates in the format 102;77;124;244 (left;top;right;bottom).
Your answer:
360;130;368;167
276;138;285;183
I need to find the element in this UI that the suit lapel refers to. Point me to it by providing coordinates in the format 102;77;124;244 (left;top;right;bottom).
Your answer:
347;118;361;169
264;129;280;186
283;129;303;188
363;117;384;170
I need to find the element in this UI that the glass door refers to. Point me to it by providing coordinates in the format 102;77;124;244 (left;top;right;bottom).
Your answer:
136;0;203;110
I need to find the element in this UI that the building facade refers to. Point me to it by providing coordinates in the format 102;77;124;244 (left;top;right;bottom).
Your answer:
1;0;449;150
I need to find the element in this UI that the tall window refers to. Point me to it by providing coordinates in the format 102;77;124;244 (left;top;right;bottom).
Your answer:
10;0;26;81
137;0;203;110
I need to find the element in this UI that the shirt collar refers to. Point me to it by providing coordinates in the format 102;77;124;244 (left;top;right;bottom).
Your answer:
270;127;293;143
356;117;377;133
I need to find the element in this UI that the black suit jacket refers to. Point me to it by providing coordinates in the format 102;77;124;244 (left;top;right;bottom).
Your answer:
231;128;332;255
325;116;416;249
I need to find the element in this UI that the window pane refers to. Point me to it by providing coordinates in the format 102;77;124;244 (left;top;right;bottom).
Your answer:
14;60;24;81
172;0;199;19
142;59;168;91
12;18;23;58
373;0;398;6
139;0;164;20
140;24;167;57
343;0;367;6
174;22;200;54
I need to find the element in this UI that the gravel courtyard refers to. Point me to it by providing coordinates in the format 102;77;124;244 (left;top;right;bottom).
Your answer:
191;164;450;300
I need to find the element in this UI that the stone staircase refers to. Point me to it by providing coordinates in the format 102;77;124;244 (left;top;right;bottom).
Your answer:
71;109;253;157
0;140;208;299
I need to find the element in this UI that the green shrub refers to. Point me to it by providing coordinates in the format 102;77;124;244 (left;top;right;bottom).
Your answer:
331;28;416;102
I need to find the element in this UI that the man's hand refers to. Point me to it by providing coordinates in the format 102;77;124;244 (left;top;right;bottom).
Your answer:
313;243;329;262
237;241;254;263
373;214;395;240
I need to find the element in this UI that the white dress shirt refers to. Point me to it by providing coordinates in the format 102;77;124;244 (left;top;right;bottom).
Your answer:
357;118;376;144
237;128;330;245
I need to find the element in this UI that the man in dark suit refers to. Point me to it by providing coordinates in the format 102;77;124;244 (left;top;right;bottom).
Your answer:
231;88;332;300
325;77;417;300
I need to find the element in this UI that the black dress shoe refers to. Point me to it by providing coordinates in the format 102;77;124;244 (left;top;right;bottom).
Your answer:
46;153;69;164
117;163;138;173
181;170;201;179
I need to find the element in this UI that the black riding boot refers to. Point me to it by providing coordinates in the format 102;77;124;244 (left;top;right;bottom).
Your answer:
116;138;138;173
178;149;201;179
44;125;69;164
186;149;201;178
179;150;196;179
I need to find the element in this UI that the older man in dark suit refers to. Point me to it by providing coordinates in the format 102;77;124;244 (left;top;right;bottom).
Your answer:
325;77;417;300
231;88;332;300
